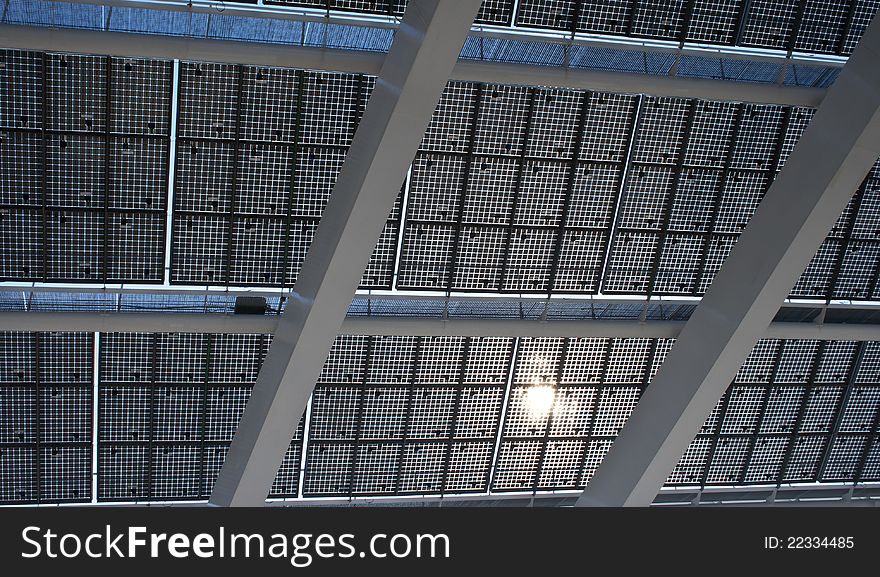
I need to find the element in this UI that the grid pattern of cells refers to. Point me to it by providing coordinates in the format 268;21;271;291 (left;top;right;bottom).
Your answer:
303;336;514;497
662;338;880;488
400;81;636;294
0;51;171;283
601;97;812;298
492;337;657;492
9;332;880;503
0;332;93;504
513;1;875;56
96;332;305;501
171;62;395;289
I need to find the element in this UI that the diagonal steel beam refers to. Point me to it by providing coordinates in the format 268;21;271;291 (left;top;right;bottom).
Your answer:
208;0;482;507
576;12;880;507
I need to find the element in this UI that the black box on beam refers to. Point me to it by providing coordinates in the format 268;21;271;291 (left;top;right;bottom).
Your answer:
234;296;267;315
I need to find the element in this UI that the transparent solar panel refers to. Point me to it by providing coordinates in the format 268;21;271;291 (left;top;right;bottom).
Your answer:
171;62;397;288
513;0;873;56
304;335;512;496
1;50;169;284
0;332;92;504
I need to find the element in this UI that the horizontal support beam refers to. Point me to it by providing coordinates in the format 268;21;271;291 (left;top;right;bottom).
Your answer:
2;311;880;340
50;0;850;68
0;24;826;106
3;482;878;507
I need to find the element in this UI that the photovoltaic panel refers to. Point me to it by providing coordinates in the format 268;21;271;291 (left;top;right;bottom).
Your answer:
400;82;634;294
96;332;303;502
171;62;396;289
303;336;513;497
0;50;170;284
0;332;92;504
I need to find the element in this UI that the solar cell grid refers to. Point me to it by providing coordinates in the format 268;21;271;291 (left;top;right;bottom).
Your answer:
407;154;466;223
108;137;169;211
631;97;690;165
396;223;455;289
454;387;503;438
688;0;743;45
774;340;820;383
838;386;880;432
580;93;637;163
565;164;621;228
653;233;703;294
408;387;456;439
741;0;800;49
473;85;531;157
462;156;517;225
302;442;353;495
502;227;557;292
616;166;675;231
801;386;845;433
603;231;659;293
537;438;586;489
0;131;42;207
591;386;641;437
760;386;805;434
822;435;868;480
109;57;171;136
492;439;542;490
397;441;446;494
668;436;712;485
526;88;583;160
667;168;720;234
554;229;608;292
45;53;107;133
842;1;880;54
791;238;841;297
420;82;477;154
783;434;828;481
631;0;688;40
236;143;294;216
735;339;781;383
705;435;751;484
0;387;36;444
580;438;614;485
794;0;851;54
451;225;507;290
832;241;880;299
720;386;767;435
515;0;579;30
238;66;299;143
744;436;789;483
0;50;43;131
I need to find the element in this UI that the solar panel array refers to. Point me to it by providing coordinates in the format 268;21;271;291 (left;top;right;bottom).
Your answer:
3;331;879;504
0;51;171;283
5;49;880;299
259;0;880;56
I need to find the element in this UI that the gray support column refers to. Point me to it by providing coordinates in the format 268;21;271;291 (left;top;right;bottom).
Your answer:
208;0;483;507
576;14;880;507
